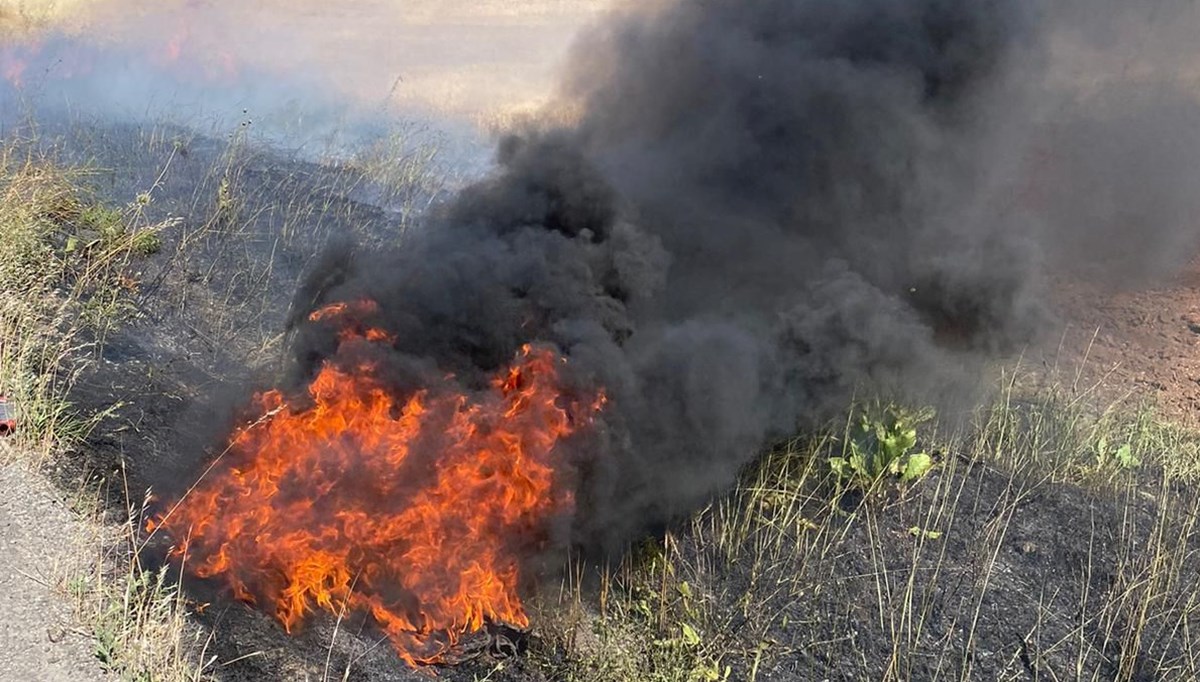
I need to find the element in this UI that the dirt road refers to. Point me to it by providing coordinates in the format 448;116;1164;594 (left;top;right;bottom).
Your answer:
0;457;107;681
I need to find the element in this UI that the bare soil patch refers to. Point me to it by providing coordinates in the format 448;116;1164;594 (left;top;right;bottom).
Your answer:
0;457;107;682
1053;260;1200;423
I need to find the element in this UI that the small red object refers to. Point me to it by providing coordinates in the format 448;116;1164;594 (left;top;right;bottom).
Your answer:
0;396;14;436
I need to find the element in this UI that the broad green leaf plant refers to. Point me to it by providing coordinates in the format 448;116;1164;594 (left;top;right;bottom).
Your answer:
829;404;934;489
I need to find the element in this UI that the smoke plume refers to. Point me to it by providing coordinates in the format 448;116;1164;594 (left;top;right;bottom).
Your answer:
283;0;1200;549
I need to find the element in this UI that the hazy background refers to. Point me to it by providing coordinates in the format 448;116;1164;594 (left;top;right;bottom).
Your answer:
1;0;613;129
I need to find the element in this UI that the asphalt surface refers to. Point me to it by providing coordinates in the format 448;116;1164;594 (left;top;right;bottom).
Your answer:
0;456;108;682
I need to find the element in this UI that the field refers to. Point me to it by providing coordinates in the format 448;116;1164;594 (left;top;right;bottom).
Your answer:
4;2;1200;681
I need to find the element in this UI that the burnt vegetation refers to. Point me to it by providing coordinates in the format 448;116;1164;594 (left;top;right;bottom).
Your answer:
4;0;1200;680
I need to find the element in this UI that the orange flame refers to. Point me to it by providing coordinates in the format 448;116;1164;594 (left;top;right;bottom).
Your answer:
150;301;603;666
1;44;37;88
1;23;240;91
157;22;239;82
1;40;99;88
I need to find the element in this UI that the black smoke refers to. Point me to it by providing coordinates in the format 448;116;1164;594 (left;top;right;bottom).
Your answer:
283;0;1200;549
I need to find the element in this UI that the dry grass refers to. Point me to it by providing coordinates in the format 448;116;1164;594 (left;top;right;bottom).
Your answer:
0;145;102;462
0;0;97;38
0;136;177;457
0;138;201;680
528;369;1200;681
67;470;214;681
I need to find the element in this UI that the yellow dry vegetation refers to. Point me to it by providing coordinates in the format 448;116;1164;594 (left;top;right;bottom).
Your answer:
0;0;103;37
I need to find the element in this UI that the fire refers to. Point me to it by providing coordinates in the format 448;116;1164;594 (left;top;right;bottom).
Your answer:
1;23;240;91
157;22;240;82
1;40;96;88
1;44;37;88
149;301;603;666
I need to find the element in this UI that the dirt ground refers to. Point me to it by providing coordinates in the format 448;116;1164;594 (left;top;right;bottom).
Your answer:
0;456;108;682
1053;259;1200;424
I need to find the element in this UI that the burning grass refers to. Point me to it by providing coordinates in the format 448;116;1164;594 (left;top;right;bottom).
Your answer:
149;320;604;666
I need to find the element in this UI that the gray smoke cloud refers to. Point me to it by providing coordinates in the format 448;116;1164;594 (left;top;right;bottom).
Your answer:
277;0;1200;550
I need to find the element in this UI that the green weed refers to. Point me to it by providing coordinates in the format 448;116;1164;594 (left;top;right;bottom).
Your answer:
828;404;935;490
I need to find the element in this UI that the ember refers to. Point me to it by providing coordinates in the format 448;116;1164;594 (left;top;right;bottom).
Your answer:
149;301;603;666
